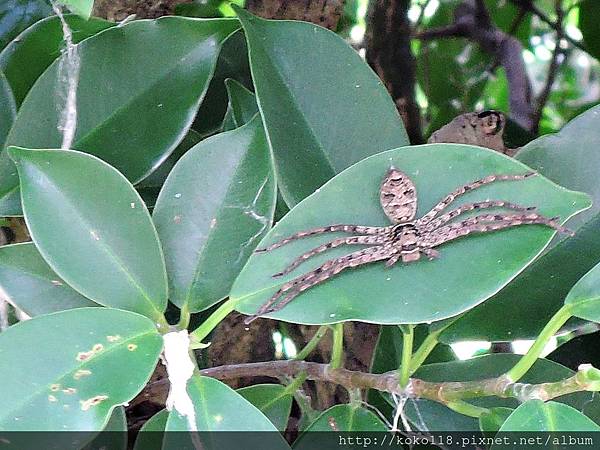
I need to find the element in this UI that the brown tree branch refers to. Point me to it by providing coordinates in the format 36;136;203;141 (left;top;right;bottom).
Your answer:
414;0;534;131
246;0;345;30
366;0;423;144
199;360;600;405
532;0;566;133
508;0;587;53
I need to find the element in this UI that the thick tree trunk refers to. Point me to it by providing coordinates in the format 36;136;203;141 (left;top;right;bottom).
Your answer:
366;0;423;144
246;0;345;30
93;0;188;20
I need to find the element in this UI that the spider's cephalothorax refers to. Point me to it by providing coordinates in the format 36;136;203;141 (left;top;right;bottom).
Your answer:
245;168;573;324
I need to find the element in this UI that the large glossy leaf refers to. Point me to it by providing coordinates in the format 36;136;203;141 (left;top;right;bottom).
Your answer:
479;407;513;434
0;17;240;216
221;78;258;131
163;375;289;450
9;147;168;322
234;7;409;206
565;261;600;323
153;116;275;312
294;404;387;449
0;242;96;316
133;409;168;450
402;354;598;432
61;0;94;19
136;130;203;209
0;308;162;433
0;71;15;147
232;144;589;325
83;407;127;450
0;0;52;50
193;30;252;135
580;0;600;61
442;105;600;343
0;14;112;106
496;400;600;434
237;384;292;431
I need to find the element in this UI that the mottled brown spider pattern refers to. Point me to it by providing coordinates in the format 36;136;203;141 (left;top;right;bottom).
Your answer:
245;168;573;324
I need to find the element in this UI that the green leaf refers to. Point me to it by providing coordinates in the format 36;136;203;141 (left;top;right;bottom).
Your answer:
0;242;97;317
0;14;112;106
232;144;589;325
153;116;275;312
163;375;289;450
193;29;251;135
133;409;168;450
136;130;203;209
496;400;600;433
402;354;598;432
0;0;52;50
479;407;513;434
0;71;15;147
442;105;600;343
83;406;127;450
294;405;387;450
237;384;292;431
60;0;94;19
295;405;387;446
0;308;163;432
0;17;240;215
565;261;600;323
579;0;600;61
8;147;168;323
234;7;409;206
222;78;258;131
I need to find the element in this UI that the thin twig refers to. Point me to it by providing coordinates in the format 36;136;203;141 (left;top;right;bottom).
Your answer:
508;0;586;52
199;360;600;406
532;0;566;133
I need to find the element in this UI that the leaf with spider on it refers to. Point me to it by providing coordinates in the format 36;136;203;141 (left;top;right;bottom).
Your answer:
231;144;591;326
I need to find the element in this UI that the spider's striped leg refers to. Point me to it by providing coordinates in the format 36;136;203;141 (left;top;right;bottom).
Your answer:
464;212;572;234
244;245;394;324
422;213;572;248
255;224;391;253
273;234;388;278
422;248;440;260
417;172;536;226
420;200;536;232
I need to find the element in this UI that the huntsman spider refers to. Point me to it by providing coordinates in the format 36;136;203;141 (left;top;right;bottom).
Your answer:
245;168;573;324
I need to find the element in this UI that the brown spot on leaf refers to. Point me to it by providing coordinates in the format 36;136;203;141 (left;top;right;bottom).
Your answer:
80;395;109;411
106;335;121;342
50;384;60;392
76;351;94;361
127;344;138;351
62;387;77;395
74;369;92;380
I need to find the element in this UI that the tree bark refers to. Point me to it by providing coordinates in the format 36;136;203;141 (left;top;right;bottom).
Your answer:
93;0;189;20
246;0;345;30
366;0;423;144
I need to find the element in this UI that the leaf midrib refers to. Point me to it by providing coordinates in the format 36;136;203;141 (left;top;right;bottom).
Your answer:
245;21;336;179
23;162;164;318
